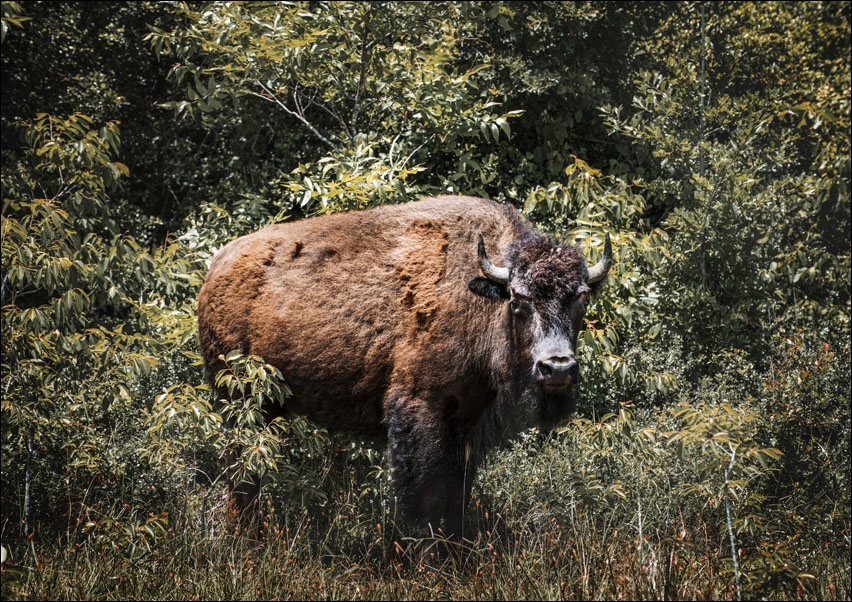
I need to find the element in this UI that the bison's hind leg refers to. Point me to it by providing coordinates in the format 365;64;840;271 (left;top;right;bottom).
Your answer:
222;447;268;538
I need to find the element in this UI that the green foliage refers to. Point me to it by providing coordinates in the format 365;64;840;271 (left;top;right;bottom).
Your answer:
81;508;170;560
478;371;844;600
600;2;851;370
213;352;327;499
1;2;29;44
147;1;492;142
2;113;159;533
144;1;527;213
457;1;647;198
0;2;196;239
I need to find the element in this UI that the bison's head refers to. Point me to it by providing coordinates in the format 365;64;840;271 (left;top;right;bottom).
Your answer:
468;232;612;426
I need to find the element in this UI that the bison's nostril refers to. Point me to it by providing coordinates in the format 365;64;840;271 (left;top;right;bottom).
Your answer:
566;361;579;380
536;358;578;385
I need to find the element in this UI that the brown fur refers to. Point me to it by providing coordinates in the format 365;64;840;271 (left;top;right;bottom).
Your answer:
197;195;610;541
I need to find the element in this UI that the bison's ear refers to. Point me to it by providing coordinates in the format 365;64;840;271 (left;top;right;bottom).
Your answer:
468;277;510;300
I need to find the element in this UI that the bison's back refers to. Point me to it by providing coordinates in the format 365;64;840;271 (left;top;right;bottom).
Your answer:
197;196;525;429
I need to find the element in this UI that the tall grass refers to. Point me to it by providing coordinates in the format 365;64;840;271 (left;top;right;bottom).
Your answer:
3;494;848;600
3;409;849;601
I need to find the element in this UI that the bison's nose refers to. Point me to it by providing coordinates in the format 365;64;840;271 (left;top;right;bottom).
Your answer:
536;357;579;386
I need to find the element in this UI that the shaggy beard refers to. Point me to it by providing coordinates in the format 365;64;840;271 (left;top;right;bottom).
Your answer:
504;385;577;433
534;385;576;430
466;384;577;465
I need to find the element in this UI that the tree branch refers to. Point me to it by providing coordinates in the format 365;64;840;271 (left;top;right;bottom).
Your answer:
392;134;434;173
302;81;352;140
350;5;372;136
250;82;336;150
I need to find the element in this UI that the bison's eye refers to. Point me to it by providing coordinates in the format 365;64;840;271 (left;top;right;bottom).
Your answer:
571;293;590;317
510;298;531;317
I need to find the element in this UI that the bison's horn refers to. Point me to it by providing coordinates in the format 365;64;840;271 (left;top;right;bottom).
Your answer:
478;233;511;284
587;233;613;284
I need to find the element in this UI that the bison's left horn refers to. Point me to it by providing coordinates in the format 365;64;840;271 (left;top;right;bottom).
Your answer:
478;234;511;284
587;233;613;284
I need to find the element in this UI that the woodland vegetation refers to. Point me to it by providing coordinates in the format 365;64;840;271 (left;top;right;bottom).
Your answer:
1;1;849;599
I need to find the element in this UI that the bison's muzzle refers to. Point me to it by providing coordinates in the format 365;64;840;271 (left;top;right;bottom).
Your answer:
536;356;580;388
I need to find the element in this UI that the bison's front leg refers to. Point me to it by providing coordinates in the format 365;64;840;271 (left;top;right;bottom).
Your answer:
386;403;474;547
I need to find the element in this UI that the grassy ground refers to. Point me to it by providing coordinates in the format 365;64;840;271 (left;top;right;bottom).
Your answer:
2;463;849;601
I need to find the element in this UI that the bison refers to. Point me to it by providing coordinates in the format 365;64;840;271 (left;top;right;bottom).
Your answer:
197;195;612;541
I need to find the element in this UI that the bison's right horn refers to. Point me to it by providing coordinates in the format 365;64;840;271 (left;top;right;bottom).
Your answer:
478;234;511;284
587;233;613;284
